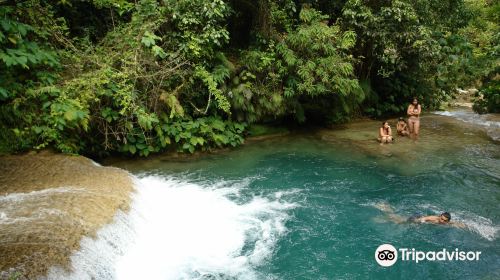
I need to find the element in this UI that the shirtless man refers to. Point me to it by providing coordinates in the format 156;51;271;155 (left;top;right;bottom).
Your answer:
378;121;393;144
407;212;457;225
396;117;409;136
407;98;421;140
374;202;466;228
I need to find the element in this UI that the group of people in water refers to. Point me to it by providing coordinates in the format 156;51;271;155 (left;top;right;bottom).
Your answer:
374;98;465;227
373;98;460;226
378;98;422;144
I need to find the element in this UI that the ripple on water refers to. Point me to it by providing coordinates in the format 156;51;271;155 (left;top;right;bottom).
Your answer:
434;110;500;141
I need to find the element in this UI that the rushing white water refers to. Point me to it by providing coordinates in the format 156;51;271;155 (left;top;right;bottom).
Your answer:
433;110;500;140
0;187;85;203
47;175;297;280
0;187;86;225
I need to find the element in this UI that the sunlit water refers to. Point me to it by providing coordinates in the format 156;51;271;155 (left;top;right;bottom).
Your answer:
5;110;499;279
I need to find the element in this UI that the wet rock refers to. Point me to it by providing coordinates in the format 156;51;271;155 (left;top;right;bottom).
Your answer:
0;151;134;279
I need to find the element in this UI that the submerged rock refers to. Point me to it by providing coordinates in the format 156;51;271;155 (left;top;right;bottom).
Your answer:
316;111;499;175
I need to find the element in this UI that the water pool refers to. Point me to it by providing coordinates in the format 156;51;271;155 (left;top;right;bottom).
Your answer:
53;111;500;279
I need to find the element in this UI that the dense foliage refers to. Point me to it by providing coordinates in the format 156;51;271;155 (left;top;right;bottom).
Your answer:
0;0;497;156
463;0;499;114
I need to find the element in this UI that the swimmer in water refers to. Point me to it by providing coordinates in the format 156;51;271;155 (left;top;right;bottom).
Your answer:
374;202;466;228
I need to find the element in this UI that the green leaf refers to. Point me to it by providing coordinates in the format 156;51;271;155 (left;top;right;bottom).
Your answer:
211;119;225;131
187;137;195;146
136;143;147;150
182;143;191;150
141;31;161;47
128;145;137;154
1;20;11;32
152;45;167;58
161;136;171;147
64;110;78;121
141;36;155;47
0;87;8;100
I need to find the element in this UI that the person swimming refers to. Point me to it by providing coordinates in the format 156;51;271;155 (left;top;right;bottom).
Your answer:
374;202;466;228
396;117;409;136
407;212;453;225
378;121;393;144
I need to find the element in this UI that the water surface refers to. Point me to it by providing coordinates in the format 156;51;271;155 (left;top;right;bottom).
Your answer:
79;110;499;279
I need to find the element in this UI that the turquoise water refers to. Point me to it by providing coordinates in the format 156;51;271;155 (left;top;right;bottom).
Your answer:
98;112;499;280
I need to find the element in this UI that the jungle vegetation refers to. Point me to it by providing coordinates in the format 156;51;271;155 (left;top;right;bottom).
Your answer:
0;0;498;156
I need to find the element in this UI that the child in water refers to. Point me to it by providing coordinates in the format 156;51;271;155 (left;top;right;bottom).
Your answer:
396;117;409;136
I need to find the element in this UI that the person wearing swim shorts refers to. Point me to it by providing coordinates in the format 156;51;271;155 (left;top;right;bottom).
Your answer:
407;97;421;140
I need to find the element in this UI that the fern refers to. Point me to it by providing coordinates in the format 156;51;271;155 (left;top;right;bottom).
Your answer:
195;66;231;114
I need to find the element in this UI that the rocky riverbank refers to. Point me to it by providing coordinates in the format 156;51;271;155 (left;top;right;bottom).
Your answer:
0;151;134;279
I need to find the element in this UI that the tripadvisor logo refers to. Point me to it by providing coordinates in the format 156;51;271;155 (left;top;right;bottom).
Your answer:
375;244;398;266
375;244;482;267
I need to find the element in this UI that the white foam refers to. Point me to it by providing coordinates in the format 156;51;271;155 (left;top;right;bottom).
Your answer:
453;211;499;241
433;110;500;140
435;111;453;117
45;210;136;280
0;187;86;203
48;175;297;279
0;187;87;225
